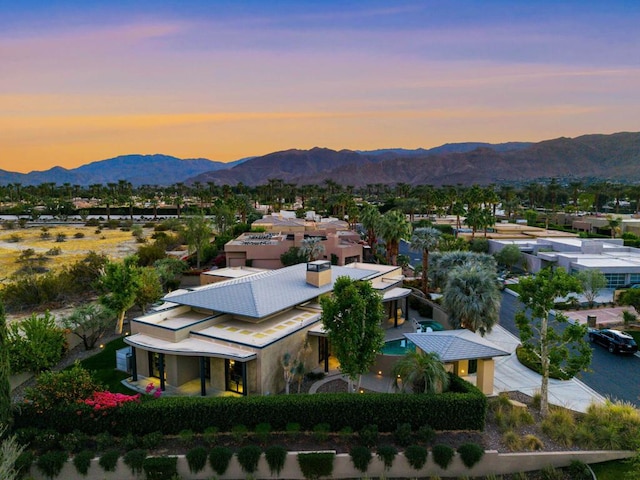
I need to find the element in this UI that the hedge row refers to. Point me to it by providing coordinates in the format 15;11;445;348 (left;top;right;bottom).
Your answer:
14;375;486;436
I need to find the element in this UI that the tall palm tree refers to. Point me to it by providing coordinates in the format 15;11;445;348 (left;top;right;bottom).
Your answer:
360;204;382;252
380;210;412;265
442;265;501;336
429;251;497;291
410;227;441;294
392;350;450;394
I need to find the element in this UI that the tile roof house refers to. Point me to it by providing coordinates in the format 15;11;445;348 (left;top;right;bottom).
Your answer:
124;261;409;396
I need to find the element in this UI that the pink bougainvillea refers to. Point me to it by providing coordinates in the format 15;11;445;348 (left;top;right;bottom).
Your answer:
145;382;162;398
82;391;141;411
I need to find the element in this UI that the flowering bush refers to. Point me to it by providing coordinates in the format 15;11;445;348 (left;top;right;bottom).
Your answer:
145;383;162;398
82;391;141;411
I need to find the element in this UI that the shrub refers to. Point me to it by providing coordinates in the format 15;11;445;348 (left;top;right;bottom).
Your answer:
376;444;397;470
394;422;413;446
502;430;522;451
15;450;34;478
73;449;94;476
36;450;68;478
265;445;287;476
56;233;67;242
431;443;455;470
231;423;248;443
61;430;89;454
98;449;119;472
121;433;139;451
541;465;563;480
312;423;330;442
46;247;61;255
123;448;147;476
416;424;436;444
209;446;233;475
573;424;596;449
143;456;178;480
254;422;271;443
142;431;163;450
34;429;61;452
457;442;484;468
95;432;115;452
237;445;262;474
522;434;544;451
357;424;378;447
286;422;301;439
583;400;640;450
203;426;218;446
350;445;372;473
297;452;335;480
405;444;428;470
24;362;101;411
338;426;353;440
186;446;208;474
567;460;592;479
178;428;194;446
541;408;575;447
74;232;85;238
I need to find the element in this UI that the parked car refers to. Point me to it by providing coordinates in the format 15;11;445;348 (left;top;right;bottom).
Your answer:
588;328;638;354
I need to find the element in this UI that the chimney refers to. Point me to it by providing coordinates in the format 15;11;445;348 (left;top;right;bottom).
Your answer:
306;260;332;287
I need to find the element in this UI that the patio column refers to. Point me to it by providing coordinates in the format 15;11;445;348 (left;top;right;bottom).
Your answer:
405;296;409;323
158;353;166;391
241;361;248;396
199;356;206;397
131;347;138;381
394;299;399;328
324;338;329;373
476;358;495;395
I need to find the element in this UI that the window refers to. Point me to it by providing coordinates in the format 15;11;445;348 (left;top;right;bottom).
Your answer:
629;273;640;284
604;273;626;288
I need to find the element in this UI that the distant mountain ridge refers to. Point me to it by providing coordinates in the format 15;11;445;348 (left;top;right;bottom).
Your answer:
0;154;247;186
189;132;640;187
2;132;639;187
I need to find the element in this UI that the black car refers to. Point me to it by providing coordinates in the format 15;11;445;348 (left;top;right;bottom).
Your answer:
588;329;638;354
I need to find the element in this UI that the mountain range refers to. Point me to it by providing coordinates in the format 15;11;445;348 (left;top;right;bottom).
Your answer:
2;132;639;187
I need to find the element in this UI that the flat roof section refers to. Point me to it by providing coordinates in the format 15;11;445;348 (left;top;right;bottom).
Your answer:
124;334;257;361
133;308;212;330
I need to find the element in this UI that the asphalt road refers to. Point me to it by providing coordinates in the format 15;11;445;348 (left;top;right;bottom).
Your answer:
499;292;640;407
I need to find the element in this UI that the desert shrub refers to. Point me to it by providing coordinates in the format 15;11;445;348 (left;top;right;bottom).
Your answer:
357;424;378;447
541;465;563;480
416;424;436;444
431;443;455;470
142;431;163;450
457;442;484;468
522;434;544;451
55;233;67;242
74;232;85;238
312;423;330;442
46;247;61;256
265;445;287;476
405;444;428;470
203;426;218;446
532;391;542;410
541;409;575;447
254;422;271;443
186;446;208;474
623;310;638;326
209;446;233;475
502;430;522;451
237;445;262;474
178;428;194;446
231;424;248;443
573;424;596;449
142;456;177;480
36;450;68;478
567;460;592;479
98;449;119;472
582;399;640;450
73;449;94;476
297;452;335;480
85;218;100;227
7;233;21;243
350;445;372;473
394;422;413;446
123;448;147;476
40;229;51;239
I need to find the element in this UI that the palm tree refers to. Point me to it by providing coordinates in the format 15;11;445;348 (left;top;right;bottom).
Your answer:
410;227;441;294
380;210;412;265
360;204;382;252
429;251;497;291
392;350;450;394
442;265;501;336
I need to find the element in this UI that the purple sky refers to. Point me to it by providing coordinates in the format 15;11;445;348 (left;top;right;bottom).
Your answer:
2;1;639;172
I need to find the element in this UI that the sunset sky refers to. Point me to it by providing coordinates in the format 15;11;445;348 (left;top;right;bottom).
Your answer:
2;1;639;173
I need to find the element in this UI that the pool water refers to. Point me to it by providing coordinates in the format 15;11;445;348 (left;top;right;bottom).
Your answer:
381;339;416;355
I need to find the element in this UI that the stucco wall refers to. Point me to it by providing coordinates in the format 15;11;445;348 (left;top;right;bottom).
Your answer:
24;449;634;480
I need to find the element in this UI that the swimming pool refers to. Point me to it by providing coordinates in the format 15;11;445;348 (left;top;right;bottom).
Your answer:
381;338;416;355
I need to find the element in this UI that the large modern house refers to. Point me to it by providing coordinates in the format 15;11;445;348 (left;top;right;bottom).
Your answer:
124;261;409;396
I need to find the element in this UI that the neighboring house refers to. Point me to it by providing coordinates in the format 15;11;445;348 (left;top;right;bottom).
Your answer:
489;237;640;288
124;261;408;396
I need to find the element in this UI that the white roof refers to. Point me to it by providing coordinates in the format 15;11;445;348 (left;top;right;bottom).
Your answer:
125;334;257;361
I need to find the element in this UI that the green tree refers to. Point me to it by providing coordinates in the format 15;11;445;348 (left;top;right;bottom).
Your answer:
410;227;441;294
607;215;623;238
184;212;213;269
153;258;187;291
98;255;142;334
0;302;10;426
280;247;307;266
574;270;607;308
62;303;115;350
0;425;24;480
515;268;592;417
301;237;325;262
442;265;501;335
430;251;497;291
392;350;450;394
360;203;381;251
494;244;523;274
380;210;412;265
135;267;164;314
619;288;640;315
320;276;385;392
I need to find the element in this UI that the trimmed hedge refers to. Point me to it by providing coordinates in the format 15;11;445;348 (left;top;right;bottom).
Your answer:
14;374;486;436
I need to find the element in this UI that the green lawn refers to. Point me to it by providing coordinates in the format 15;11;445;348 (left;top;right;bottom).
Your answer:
75;337;132;393
591;458;638;479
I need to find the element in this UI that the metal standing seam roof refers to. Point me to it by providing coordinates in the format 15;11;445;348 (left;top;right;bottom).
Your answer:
164;263;374;318
404;330;510;362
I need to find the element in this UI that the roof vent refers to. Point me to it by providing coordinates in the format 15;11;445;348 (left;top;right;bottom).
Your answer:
306;260;331;287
